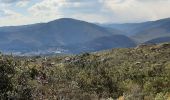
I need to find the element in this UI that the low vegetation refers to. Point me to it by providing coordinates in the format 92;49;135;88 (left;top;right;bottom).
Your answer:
0;43;170;100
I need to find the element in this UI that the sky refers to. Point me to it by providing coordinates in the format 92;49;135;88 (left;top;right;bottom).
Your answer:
0;0;170;26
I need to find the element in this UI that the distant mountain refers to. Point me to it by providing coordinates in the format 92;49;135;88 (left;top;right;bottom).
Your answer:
0;18;136;55
65;35;136;54
103;18;170;43
101;22;152;36
132;18;170;43
144;37;170;44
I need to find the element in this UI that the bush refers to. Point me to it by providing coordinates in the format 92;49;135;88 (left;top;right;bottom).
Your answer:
0;56;15;99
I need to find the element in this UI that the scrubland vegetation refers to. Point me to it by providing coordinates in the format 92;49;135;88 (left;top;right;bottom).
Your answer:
0;43;170;100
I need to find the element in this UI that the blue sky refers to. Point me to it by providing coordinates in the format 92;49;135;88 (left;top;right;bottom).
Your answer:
0;0;170;26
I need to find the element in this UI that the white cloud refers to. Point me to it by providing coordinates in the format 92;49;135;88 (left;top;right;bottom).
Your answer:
16;0;30;7
69;13;111;23
101;0;170;23
24;0;170;24
1;0;170;26
27;0;106;23
0;9;29;26
0;0;30;4
28;0;65;21
2;9;21;17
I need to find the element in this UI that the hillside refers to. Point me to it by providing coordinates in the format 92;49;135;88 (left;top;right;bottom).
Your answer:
65;35;136;53
144;37;170;44
102;21;152;36
1;17;170;55
0;43;170;100
0;18;135;55
132;18;170;43
103;18;170;43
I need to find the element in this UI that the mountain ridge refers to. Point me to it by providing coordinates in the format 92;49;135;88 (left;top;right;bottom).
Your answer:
0;18;136;55
102;17;170;43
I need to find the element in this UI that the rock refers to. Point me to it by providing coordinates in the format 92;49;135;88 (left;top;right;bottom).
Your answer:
51;62;55;65
65;57;71;61
135;62;141;65
136;44;148;49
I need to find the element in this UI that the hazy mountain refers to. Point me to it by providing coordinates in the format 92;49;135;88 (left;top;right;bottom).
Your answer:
132;18;170;43
102;22;152;36
0;18;136;55
144;37;170;44
65;35;136;54
103;18;170;43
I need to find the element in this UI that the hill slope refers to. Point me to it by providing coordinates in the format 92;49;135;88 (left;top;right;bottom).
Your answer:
144;37;170;44
103;18;170;43
0;18;136;55
132;18;170;43
1;43;170;99
102;21;152;36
